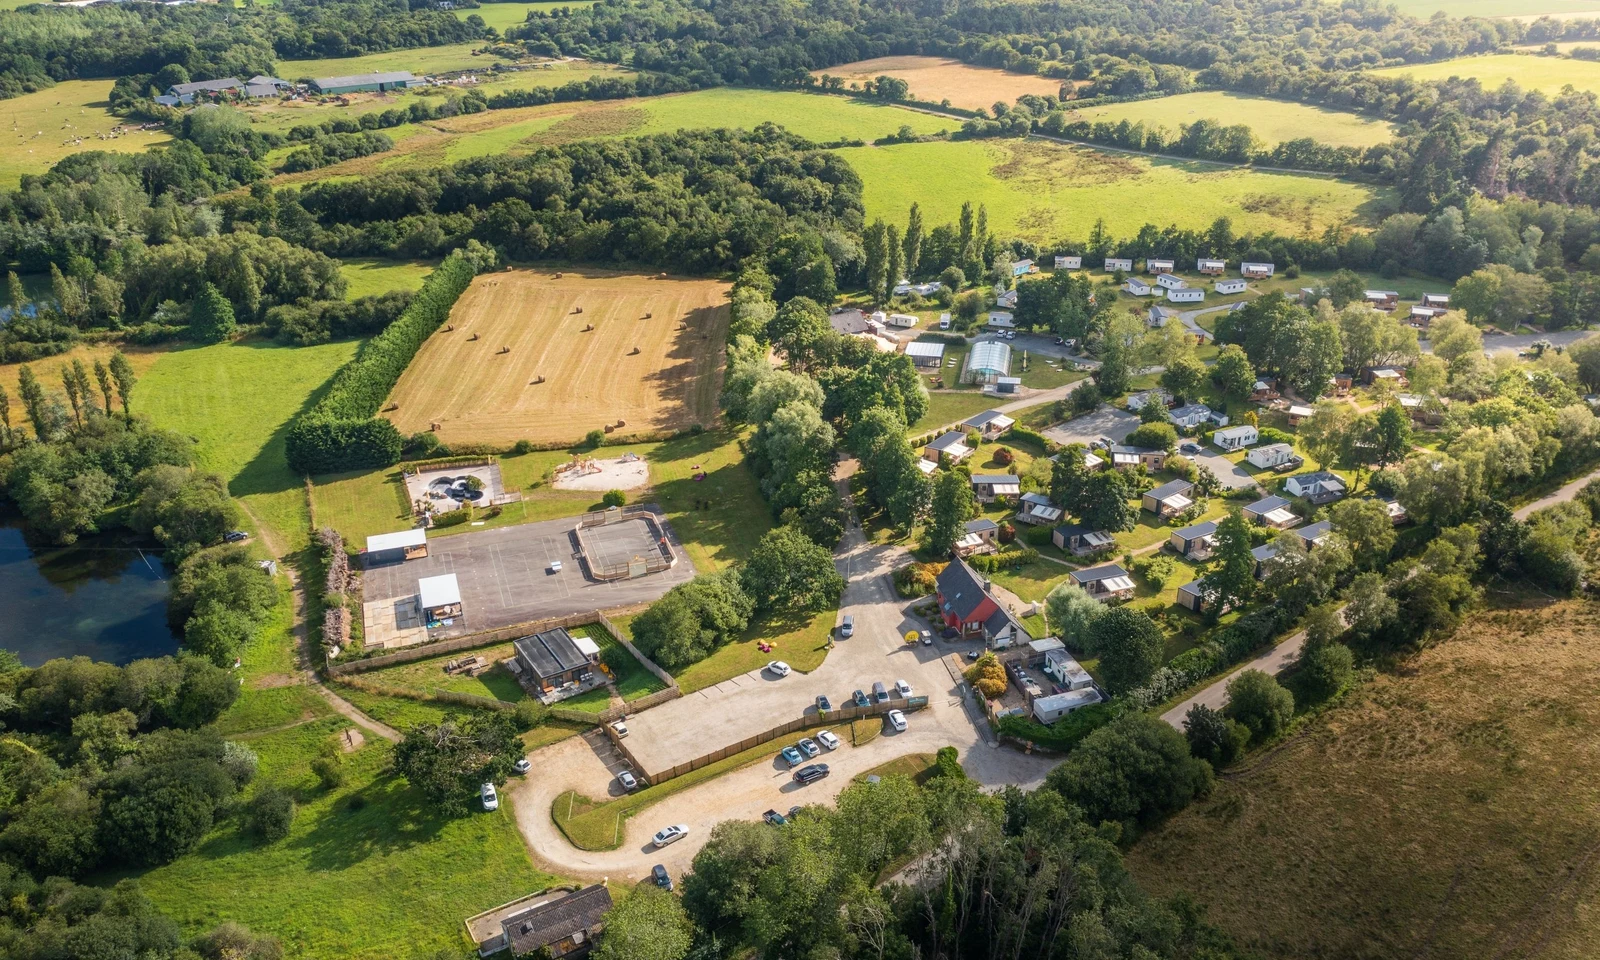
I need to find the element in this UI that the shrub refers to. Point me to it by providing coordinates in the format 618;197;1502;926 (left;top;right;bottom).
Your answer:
513;698;548;732
511;439;534;455
1132;553;1176;589
993;446;1015;465
245;788;294;843
964;653;1008;699
1297;641;1354;701
602;489;627;508
894;562;941;597
585;429;607;448
967;548;1038;572
310;756;344;790
1223;669;1295;741
932;745;966;780
996;703;1113;751
1023;524;1053;546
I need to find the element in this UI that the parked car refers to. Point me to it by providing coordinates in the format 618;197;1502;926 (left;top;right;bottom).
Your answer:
652;864;673;891
762;809;788;826
872;681;889;703
548;560;563;574
853;689;870;708
611;720;629;738
895;679;913;698
816;730;841;751
797;737;820;758
838;615;854;638
965;649;982;661
815;694;832;712
222;530;248;543
480;783;499;811
767;660;791;678
781;745;805;767
617;771;638;791
920;630;932;646
513;758;532;775
653;824;689;847
1179;442;1200;454
787;805;803;819
793;763;831;785
887;709;908;732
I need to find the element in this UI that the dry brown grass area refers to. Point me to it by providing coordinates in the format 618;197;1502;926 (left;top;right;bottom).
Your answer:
811;56;1066;111
384;268;729;446
1127;596;1600;960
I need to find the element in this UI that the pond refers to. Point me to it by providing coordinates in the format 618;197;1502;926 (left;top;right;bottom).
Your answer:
0;518;179;666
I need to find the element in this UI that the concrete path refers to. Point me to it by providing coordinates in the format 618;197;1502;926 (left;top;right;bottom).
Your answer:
920;377;1092;438
1173;302;1239;341
1159;625;1311;731
1515;468;1600;520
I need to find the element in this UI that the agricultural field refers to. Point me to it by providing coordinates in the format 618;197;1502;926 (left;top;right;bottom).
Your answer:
1369;52;1600;97
839;138;1391;242
455;0;596;31
1390;0;1600;16
0;342;165;421
1070;92;1396;149
276;42;496;82
139;338;363;551
384;268;730;447
1127;597;1600;960
811;55;1067;111
0;79;170;187
338;258;436;299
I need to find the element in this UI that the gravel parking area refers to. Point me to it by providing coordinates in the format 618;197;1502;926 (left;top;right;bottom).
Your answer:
1042;406;1138;447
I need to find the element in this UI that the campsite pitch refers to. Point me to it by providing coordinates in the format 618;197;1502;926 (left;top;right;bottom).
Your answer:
383;268;729;446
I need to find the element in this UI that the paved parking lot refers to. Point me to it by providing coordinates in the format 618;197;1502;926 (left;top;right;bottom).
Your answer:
1190;448;1260;490
360;507;694;638
1042;406;1138;447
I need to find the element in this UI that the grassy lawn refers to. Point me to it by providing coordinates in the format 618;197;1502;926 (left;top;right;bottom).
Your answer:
0;80;171;187
1072;92;1395;149
338;258;436;299
278;42;496;80
140;338;362;551
1126;597;1600;959
552;722;854;850
455;1;597;30
912;391;1004;433
658;607;836;695
840;138;1390;243
1369;51;1600;98
1115;496;1230;552
359;641;528;702
333;683;476;731
1017;355;1086;391
988;559;1074;604
854;752;939;784
135;718;556;960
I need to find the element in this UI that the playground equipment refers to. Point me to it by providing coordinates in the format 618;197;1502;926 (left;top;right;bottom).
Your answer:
554;455;602;479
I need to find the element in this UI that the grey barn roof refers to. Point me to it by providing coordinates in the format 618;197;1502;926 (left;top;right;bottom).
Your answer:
169;78;242;95
504;885;613;957
514;627;589;679
315;71;417;88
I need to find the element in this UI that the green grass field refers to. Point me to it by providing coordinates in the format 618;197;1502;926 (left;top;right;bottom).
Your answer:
840;139;1391;242
135;718;556;960
338;258;436;299
1070;92;1396;149
140;339;362;551
277;42;495;81
0;79;171;187
455;0;596;31
1389;0;1600;16
1370;52;1600;96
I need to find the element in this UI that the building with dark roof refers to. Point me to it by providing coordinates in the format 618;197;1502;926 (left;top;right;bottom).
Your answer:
935;557;1025;645
1070;562;1134;602
502;885;612;958
513;627;595;694
1170;520;1218;559
310;71;419;94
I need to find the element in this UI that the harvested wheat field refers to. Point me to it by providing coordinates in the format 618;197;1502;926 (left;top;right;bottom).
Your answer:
1127;596;1600;960
812;56;1067;111
384;269;729;446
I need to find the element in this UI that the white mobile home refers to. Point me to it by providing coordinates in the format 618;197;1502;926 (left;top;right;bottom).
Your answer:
1215;278;1247;294
1123;277;1154;296
1240;261;1274;278
1212;425;1258;450
1246;442;1296;469
1146;258;1175;274
1104;257;1133;272
1054;255;1082;269
1167;287;1204;303
1155;273;1187;291
1197;258;1226;275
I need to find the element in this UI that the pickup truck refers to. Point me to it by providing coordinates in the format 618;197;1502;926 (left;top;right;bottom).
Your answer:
762;809;788;826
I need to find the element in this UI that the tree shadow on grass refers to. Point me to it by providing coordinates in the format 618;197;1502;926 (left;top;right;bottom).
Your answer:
229;340;362;501
289;775;450;871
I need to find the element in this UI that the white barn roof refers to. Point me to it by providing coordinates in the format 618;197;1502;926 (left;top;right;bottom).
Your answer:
366;528;427;552
418;573;461;608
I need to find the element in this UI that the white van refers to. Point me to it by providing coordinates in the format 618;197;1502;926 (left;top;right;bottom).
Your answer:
938;312;951;330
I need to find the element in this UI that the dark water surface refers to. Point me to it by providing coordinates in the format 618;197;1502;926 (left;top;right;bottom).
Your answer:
0;519;179;666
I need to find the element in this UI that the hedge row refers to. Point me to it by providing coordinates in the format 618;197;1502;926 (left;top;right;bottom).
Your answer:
285;254;477;474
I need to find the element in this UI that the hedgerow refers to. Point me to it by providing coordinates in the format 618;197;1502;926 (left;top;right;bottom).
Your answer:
285;253;476;474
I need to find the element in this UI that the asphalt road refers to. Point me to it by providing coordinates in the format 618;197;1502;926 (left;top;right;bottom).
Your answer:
1514;467;1600;520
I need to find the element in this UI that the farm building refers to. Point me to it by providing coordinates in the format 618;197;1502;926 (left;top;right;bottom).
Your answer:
1104;257;1134;272
954;518;1000;558
1170;520;1218;560
512;627;598;695
1053;523;1115;557
311;71;419;94
1285;471;1346;504
970;474;1021;503
1055;255;1083;269
1197;258;1226;275
1241;261;1275;278
1142;479;1194;518
1126;387;1172;411
935;558;1027;645
1244;494;1299;528
1155;273;1187;291
1364;290;1400;311
1123;278;1154;296
245;75;293;97
1109;444;1166;472
1215;278;1247;294
165;78;243;103
1070;563;1136;603
1247;442;1297;469
1015;492;1063;526
364;528;429;565
904;340;946;368
417;574;462;624
964;340;1012;384
1032;688;1103;724
1146;258;1175;274
924;432;973;464
1167;287;1204;303
962;409;1015;437
1212;425;1258;450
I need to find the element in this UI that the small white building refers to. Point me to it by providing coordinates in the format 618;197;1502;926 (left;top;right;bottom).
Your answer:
1032;688;1103;724
1247;442;1296;469
1123;277;1154;296
1104;257;1134;272
1146;258;1175;274
1167;287;1204;304
1170;403;1223;429
1197;258;1226;275
996;288;1018;309
1241;262;1275;278
886;312;918;328
1155;273;1187;291
1042;648;1095;690
1010;259;1037;278
1054;255;1082;270
418;573;462;623
1215;278;1247;294
1212;425;1258;450
986;311;1015;329
365;528;428;564
1126;388;1172;411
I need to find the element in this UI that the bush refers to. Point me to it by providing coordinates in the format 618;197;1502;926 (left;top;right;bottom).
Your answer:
310;756;344;790
964;653;1008;699
514;698;548;732
967;547;1038;572
996;703;1113;751
1223;669;1295;741
932;745;966;780
285;253;477;474
602;489;627;508
1132;553;1176;589
246;788;295;843
993;446;1015;465
1297;641;1354;701
1023;524;1054;546
894;562;941;597
585;429;607;448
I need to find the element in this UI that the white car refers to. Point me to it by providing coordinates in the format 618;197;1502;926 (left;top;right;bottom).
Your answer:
895;679;913;698
653;824;689;847
549;560;563;573
886;709;907;732
767;660;791;678
618;771;638;791
611;720;629;738
480;782;499;811
816;730;841;751
513;758;531;775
